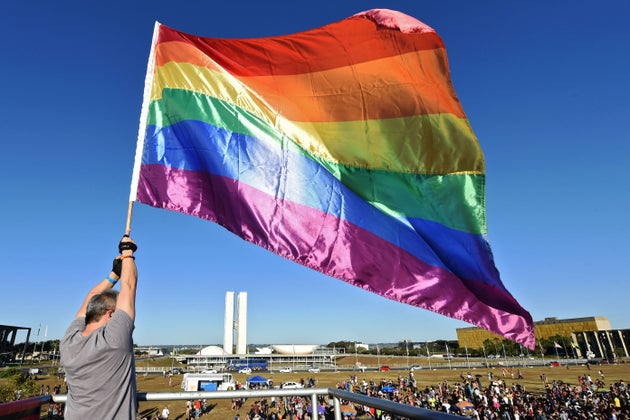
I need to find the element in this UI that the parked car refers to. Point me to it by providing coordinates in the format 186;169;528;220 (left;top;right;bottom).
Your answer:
169;368;183;374
202;369;217;374
410;365;422;371
238;367;253;374
354;365;367;372
307;367;321;373
379;365;391;371
281;381;304;389
279;367;293;373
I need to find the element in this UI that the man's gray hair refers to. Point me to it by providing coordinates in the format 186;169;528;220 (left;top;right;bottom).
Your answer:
85;290;119;324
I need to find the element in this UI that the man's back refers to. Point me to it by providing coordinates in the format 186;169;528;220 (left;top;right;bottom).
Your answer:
61;307;137;419
59;234;138;419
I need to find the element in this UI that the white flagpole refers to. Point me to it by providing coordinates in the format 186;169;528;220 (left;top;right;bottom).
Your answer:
39;325;48;361
445;343;452;370
465;345;470;369
127;21;161;233
35;323;41;360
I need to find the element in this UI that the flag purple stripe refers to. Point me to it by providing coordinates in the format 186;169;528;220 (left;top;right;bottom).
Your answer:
137;164;534;345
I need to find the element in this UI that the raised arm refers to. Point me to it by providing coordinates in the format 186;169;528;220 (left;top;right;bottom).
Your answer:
75;235;138;319
75;270;120;319
115;236;138;320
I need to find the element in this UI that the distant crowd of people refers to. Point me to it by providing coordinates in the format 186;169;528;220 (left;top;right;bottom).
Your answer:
224;369;628;419
336;369;629;419
16;366;627;419
42;383;66;419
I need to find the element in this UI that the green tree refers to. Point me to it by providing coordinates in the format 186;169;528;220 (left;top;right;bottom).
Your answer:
500;339;520;357
0;368;39;403
538;335;573;357
326;341;355;353
482;338;502;357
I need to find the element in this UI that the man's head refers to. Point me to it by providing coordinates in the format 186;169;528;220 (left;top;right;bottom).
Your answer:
85;290;119;324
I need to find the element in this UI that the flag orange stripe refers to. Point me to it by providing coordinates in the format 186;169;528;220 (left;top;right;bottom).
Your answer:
154;42;465;121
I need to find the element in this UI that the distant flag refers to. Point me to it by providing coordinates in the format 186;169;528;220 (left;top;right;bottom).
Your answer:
130;9;534;348
554;341;562;349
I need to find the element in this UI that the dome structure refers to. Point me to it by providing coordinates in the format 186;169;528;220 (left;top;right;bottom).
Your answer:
271;344;319;355
196;345;227;356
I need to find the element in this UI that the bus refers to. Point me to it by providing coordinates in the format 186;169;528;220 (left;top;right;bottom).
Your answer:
180;373;236;391
227;358;268;371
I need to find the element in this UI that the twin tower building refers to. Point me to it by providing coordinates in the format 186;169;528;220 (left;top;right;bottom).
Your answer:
223;291;247;355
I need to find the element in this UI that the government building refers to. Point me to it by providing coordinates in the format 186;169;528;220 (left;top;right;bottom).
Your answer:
457;316;630;360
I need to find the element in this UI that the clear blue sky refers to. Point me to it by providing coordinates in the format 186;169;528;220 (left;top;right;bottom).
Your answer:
2;1;629;347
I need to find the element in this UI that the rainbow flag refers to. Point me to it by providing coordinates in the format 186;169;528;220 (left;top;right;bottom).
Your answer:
130;9;534;348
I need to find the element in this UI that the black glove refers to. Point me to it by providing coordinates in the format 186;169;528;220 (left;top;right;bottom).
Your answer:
118;236;138;253
112;257;122;277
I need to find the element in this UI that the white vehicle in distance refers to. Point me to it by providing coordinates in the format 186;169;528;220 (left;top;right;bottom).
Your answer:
410;365;422;371
281;381;304;389
279;367;293;373
238;367;252;374
307;367;320;373
202;369;218;374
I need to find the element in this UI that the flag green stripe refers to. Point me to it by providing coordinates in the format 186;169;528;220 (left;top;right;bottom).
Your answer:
147;89;486;233
148;87;484;175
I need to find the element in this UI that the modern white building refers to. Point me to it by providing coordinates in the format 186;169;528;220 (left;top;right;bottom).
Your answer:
224;291;248;355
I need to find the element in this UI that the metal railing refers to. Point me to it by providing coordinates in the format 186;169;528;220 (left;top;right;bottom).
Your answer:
50;388;458;420
0;395;51;420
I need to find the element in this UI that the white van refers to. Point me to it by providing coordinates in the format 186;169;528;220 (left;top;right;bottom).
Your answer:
181;373;236;391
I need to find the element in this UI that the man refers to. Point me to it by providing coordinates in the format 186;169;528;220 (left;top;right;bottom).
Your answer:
60;235;138;419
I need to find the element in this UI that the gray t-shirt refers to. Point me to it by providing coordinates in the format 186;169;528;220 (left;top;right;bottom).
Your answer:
60;310;137;419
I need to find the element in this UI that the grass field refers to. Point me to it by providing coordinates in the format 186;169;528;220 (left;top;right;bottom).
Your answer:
6;356;629;419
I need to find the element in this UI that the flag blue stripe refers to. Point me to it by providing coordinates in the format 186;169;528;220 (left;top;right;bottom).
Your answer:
142;120;505;289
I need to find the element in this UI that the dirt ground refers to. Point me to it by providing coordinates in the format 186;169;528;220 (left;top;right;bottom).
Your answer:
25;356;630;419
